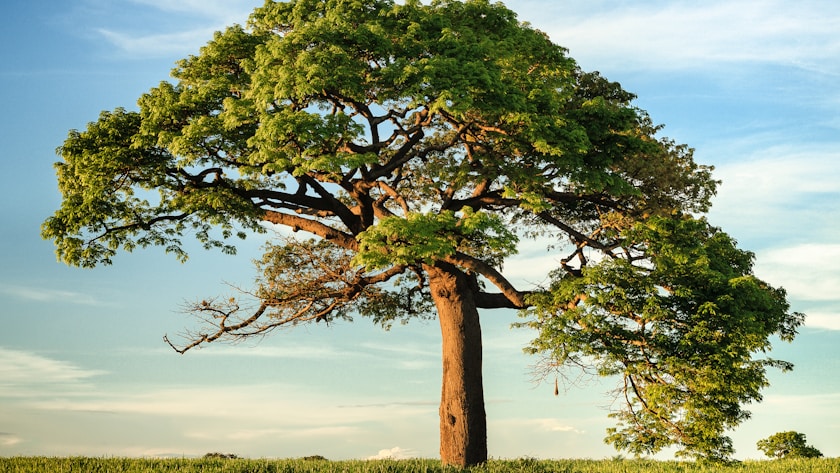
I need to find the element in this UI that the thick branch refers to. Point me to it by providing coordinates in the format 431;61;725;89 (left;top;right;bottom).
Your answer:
262;210;358;250
443;252;528;308
448;192;521;212
172;165;363;234
369;127;427;179
297;174;362;233
375;181;410;216
473;292;529;309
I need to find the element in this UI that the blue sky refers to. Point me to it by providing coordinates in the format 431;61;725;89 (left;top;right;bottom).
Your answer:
1;0;839;461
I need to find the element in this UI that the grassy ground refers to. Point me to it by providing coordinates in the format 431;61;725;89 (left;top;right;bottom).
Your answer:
0;457;837;473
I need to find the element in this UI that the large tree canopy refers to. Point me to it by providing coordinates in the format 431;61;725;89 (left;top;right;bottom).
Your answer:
42;0;802;465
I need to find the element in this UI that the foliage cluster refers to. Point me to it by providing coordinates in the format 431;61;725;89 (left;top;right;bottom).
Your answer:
519;216;803;460
756;431;823;459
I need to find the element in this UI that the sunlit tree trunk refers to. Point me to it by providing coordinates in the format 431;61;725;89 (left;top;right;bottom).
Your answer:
426;263;487;467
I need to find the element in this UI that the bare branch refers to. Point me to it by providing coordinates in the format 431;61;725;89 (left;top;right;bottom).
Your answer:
164;298;270;354
165;235;414;354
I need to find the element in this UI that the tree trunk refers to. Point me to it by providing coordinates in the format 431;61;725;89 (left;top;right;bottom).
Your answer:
425;263;487;467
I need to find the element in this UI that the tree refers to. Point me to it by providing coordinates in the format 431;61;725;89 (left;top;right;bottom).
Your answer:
757;431;823;459
42;0;803;466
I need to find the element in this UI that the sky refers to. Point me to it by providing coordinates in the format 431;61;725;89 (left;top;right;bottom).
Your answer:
1;0;839;462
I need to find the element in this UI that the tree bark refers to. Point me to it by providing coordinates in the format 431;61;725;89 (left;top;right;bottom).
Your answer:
425;262;487;467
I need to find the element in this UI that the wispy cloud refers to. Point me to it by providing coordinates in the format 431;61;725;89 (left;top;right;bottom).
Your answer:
189;343;356;360
71;0;253;59
127;0;254;20
754;244;840;302
796;311;840;331
338;400;438;409
761;392;840;410
533;0;840;73
14;380;439;457
96;27;221;58
184;425;363;442
710;160;840;245
498;254;558;290
25;382;435;425
750;244;840;331
358;341;438;359
709;145;840;242
714;145;840;199
0;432;22;447
495;417;584;434
698;141;840;332
0;347;107;394
0;284;101;305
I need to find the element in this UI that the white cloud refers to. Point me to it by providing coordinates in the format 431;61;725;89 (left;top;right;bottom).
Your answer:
496;417;583;434
80;0;253;59
754;244;840;303
530;0;840;73
699;143;840;332
358;342;438;359
758;392;840;415
799;311;840;331
0;433;22;447
185;425;362;442
191;344;355;360
4;373;437;458
96;27;221;58
0;347;106;393
178;340;440;370
498;254;558;290
714;146;840;199
366;446;418;460
128;0;253;20
25;382;436;427
530;418;581;433
0;284;101;305
751;244;840;331
708;145;840;244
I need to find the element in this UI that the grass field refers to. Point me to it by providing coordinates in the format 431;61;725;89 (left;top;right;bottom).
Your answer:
0;457;838;473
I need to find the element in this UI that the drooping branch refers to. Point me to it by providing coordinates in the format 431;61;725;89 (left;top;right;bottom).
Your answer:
164;298;270;354
165;235;415;354
164;293;354;354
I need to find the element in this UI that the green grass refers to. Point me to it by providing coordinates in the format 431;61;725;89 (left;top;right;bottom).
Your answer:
0;457;838;473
